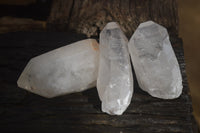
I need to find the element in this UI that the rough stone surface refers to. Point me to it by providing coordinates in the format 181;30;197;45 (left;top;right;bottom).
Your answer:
17;39;99;98
128;21;183;99
97;22;133;115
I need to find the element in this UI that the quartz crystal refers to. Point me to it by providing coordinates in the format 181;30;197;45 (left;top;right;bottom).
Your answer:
17;39;99;98
128;21;182;99
97;22;133;115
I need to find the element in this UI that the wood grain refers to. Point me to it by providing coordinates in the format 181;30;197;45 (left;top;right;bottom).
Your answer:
47;0;178;38
0;32;197;133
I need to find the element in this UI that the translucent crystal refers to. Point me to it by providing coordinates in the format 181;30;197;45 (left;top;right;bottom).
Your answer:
128;21;182;99
97;22;133;115
17;39;99;98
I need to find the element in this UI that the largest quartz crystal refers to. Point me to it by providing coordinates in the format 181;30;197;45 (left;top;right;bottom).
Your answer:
128;21;182;99
97;22;133;115
17;39;99;98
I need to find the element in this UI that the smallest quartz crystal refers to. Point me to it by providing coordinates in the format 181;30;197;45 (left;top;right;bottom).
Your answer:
97;22;133;115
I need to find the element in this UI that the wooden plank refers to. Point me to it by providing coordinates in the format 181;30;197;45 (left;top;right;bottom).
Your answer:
47;0;178;37
0;32;197;133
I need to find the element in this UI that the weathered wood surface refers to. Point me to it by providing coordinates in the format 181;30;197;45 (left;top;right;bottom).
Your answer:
47;0;178;37
0;17;46;34
0;32;197;133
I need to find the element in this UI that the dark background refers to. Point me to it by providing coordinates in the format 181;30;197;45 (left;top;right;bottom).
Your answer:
178;0;200;127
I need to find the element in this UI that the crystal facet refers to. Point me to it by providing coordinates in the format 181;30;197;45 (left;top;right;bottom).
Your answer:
128;21;182;99
97;22;133;115
17;39;99;98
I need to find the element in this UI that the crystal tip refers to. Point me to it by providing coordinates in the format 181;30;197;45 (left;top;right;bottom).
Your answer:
139;20;155;28
104;22;120;30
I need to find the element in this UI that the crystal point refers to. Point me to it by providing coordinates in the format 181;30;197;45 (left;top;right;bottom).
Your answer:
128;21;182;99
97;22;133;115
17;39;99;98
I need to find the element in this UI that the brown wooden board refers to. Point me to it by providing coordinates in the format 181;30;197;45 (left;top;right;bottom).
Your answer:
47;0;178;38
0;31;197;133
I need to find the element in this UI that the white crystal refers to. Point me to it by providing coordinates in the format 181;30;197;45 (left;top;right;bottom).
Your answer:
97;22;133;115
128;21;182;99
17;39;99;98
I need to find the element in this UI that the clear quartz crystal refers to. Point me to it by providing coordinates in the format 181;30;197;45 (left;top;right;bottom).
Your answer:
128;21;182;99
97;22;133;115
17;39;99;98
